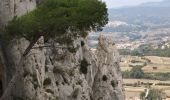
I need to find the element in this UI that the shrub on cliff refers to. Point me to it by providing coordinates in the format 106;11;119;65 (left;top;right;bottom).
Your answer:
4;0;108;56
0;0;108;99
4;0;108;44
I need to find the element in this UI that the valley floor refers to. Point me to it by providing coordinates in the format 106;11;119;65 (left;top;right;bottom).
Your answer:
121;56;170;100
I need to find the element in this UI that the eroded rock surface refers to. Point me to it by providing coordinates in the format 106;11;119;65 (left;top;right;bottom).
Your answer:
93;35;125;100
0;0;125;100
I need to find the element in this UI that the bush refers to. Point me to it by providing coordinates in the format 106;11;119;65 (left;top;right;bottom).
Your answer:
4;0;108;42
119;45;170;57
131;60;141;63
122;69;170;81
133;82;139;87
140;89;163;100
124;83;134;86
122;70;130;78
156;83;170;86
130;67;144;79
129;64;144;67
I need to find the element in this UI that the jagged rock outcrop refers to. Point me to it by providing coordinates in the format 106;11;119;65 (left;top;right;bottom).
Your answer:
0;0;125;100
93;35;125;100
0;36;125;100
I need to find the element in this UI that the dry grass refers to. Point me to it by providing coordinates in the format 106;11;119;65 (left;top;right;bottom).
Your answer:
123;79;170;84
120;56;170;73
121;56;170;100
145;56;170;64
142;65;170;73
124;79;170;100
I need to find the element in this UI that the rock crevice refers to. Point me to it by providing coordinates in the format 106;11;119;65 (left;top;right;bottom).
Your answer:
0;0;125;100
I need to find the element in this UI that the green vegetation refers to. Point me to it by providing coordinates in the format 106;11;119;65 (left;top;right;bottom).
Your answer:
124;82;153;87
122;70;131;78
119;45;170;57
141;57;151;63
123;69;170;81
124;83;139;87
130;60;142;63
140;89;164;100
1;0;108;99
1;0;108;55
129;64;146;68
129;67;144;79
156;83;170;86
5;0;108;40
144;73;170;81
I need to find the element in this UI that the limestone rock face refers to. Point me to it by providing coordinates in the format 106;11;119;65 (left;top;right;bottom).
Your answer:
93;35;125;100
0;0;125;100
0;36;125;100
0;0;36;26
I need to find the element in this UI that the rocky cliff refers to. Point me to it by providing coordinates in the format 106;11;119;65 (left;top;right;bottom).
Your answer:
0;0;125;100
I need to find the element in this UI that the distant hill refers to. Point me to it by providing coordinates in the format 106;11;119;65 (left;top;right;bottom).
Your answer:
108;0;170;26
140;0;170;7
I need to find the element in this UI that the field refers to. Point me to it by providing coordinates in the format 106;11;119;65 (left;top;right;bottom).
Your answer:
120;56;170;73
120;56;170;100
142;56;170;73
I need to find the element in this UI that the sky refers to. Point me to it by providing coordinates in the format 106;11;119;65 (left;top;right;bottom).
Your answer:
102;0;163;8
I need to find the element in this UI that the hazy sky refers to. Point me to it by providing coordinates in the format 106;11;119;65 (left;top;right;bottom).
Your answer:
102;0;163;8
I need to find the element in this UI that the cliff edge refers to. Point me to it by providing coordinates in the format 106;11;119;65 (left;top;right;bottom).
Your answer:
0;0;125;100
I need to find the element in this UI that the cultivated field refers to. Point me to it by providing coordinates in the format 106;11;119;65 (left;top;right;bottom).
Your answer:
120;56;170;73
121;56;170;100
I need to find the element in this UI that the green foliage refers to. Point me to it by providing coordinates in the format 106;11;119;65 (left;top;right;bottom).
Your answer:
130;67;144;79
133;82;139;87
140;89;163;100
130;60;142;63
119;45;170;57
4;0;108;42
122;70;130;78
141;57;151;63
80;58;89;74
140;92;145;100
156;83;170;86
123;70;170;81
143;73;170;81
111;80;117;88
153;73;170;81
129;64;145;68
122;67;144;79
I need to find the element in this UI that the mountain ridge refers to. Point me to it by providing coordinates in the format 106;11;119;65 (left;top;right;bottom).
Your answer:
140;0;170;7
108;0;170;25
